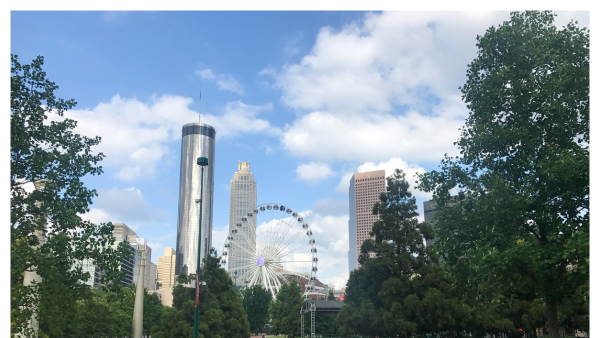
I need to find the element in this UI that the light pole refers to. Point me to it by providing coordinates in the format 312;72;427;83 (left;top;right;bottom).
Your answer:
193;156;208;338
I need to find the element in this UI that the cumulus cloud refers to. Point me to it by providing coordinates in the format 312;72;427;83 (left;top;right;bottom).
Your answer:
336;157;430;199
271;11;588;165
296;162;335;184
201;101;280;138
80;187;168;230
281;97;466;163
196;68;244;95
50;95;277;181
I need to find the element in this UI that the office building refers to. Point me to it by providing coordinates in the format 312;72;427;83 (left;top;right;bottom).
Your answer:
228;161;257;286
75;223;153;289
175;122;216;275
423;197;459;247
158;247;177;290
348;170;386;271
149;262;158;292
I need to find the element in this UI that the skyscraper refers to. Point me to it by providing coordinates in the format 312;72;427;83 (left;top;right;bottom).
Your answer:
348;170;386;271
175;122;216;275
157;247;176;290
228;161;257;286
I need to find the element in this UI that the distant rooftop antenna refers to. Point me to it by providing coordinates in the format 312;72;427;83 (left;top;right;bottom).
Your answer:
198;91;202;124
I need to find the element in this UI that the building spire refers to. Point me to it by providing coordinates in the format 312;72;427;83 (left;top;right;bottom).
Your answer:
198;91;202;124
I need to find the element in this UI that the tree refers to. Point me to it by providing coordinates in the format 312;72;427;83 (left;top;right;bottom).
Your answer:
269;279;304;338
76;286;135;338
144;289;165;337
153;248;249;338
11;55;129;337
338;169;465;338
244;285;271;334
327;290;335;300
417;11;589;338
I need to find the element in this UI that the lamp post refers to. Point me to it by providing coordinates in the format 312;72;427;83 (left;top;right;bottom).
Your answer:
193;157;208;338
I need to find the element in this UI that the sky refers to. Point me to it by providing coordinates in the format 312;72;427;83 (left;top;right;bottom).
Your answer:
10;11;590;289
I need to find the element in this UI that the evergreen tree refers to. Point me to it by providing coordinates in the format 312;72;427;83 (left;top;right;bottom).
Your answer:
244;284;272;334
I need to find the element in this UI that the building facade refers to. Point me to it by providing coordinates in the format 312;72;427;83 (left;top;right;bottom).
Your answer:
175;123;216;275
75;223;153;289
348;170;386;271
423;197;459;247
157;247;177;290
149;262;158;292
228;161;257;286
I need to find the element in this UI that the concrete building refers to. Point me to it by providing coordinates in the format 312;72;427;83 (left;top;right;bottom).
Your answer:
423;197;459;247
157;247;177;290
175;122;216;275
228;161;257;286
75;223;153;289
149;262;158;292
348;170;386;271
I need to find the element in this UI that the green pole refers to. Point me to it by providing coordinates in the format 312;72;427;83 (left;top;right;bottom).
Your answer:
193;157;208;338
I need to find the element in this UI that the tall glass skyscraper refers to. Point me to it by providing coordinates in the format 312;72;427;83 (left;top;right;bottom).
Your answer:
175;122;216;275
228;161;257;286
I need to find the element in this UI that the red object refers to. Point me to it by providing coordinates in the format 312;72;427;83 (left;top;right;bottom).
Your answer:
339;295;345;301
195;272;200;308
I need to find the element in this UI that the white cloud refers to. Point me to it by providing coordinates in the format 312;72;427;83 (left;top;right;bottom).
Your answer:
301;208;350;288
336;157;430;199
196;68;244;95
80;187;168;230
272;11;588;165
281;96;466;163
296;162;335;184
201;101;280;138
50;95;277;181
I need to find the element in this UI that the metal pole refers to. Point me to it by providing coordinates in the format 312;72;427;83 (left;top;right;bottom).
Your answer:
132;249;148;338
193;162;206;338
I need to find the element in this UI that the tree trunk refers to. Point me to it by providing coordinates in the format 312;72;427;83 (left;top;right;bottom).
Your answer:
546;301;560;338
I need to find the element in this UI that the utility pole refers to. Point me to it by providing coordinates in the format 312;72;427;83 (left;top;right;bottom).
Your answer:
131;239;148;338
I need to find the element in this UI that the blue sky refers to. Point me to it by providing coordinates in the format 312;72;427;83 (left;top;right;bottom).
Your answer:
10;11;589;288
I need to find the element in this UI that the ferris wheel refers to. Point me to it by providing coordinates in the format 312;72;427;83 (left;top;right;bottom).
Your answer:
221;203;319;298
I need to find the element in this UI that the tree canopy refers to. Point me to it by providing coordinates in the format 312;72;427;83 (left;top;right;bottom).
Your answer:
338;169;465;338
152;248;250;338
269;279;304;338
10;55;129;338
244;284;272;333
417;11;589;338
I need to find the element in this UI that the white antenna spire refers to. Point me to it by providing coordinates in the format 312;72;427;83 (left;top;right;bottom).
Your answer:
198;91;202;124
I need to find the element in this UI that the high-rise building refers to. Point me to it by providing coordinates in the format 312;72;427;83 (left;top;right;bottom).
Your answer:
157;247;177;290
348;170;386;271
149;262;158;292
175;122;216;275
423;197;459;247
228;161;257;286
76;223;153;289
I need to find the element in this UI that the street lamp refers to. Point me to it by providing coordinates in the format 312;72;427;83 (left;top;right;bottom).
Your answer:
193;157;208;338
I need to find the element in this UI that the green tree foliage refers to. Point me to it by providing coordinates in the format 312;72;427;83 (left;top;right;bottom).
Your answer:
338;169;467;338
143;289;165;337
416;11;589;338
244;284;272;333
76;286;135;338
327;290;335;300
10;55;129;337
269;279;304;338
153;248;250;338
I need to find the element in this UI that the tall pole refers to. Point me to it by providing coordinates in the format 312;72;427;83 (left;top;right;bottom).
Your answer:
132;244;148;338
193;157;208;338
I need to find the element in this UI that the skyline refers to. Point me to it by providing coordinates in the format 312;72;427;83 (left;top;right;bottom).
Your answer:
9;11;590;288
